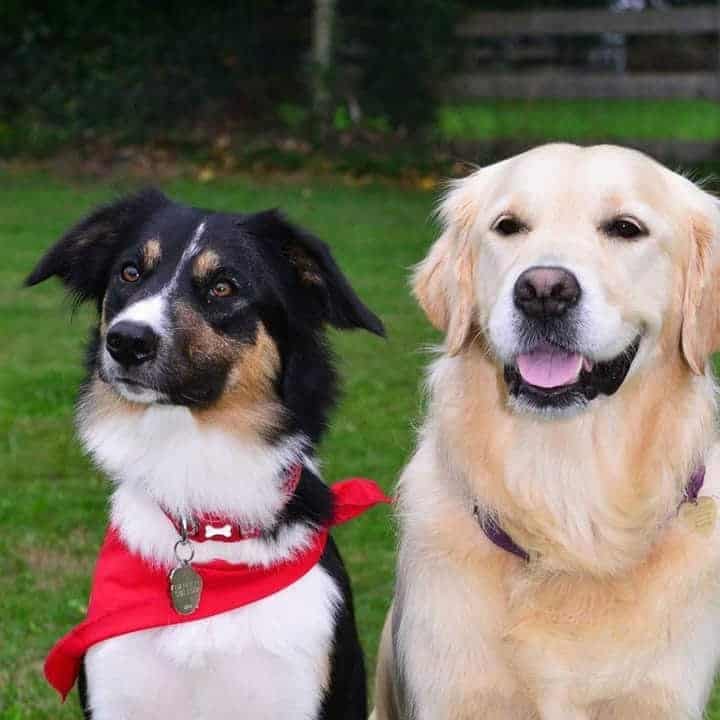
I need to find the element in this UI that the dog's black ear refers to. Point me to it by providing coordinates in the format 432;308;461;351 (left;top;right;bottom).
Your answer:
25;188;170;305
247;210;385;337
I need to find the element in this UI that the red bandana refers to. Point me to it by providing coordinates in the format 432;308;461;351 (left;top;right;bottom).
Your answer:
45;477;391;700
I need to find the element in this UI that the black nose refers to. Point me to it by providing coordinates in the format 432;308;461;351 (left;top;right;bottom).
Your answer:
513;266;581;319
106;322;159;367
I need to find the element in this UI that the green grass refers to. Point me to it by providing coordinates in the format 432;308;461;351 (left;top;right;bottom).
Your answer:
0;169;437;718
438;99;720;142
3;168;720;719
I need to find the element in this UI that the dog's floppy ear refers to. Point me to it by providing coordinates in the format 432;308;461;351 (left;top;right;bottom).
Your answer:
246;210;384;336
681;209;720;374
25;188;169;305
413;180;477;355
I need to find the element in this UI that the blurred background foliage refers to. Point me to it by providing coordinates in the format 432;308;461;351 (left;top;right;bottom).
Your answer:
1;1;717;173
0;0;459;155
1;1;312;153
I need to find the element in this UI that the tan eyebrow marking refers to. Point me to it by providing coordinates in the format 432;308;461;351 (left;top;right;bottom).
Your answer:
143;239;162;270
193;249;221;279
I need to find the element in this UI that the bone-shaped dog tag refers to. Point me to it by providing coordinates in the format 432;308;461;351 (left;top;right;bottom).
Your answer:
205;523;232;539
679;496;717;537
169;564;203;615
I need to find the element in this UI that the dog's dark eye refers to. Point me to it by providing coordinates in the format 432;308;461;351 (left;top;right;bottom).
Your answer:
493;216;526;236
604;218;646;240
120;263;141;283
210;280;235;299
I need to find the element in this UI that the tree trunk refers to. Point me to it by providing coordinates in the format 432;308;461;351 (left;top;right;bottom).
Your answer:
311;0;336;137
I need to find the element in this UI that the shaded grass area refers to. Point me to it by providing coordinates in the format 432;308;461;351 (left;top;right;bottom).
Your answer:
438;99;720;142
2;169;720;718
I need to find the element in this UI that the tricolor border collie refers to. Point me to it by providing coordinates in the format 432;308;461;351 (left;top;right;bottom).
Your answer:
27;189;387;719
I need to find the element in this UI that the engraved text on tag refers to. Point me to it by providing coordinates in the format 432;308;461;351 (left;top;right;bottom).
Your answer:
169;564;203;615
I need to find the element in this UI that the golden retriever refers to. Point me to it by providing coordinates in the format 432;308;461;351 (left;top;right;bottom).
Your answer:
373;143;720;720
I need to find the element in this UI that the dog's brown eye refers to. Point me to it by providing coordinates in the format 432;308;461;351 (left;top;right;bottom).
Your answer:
210;280;235;298
121;263;141;283
604;218;646;240
493;216;526;236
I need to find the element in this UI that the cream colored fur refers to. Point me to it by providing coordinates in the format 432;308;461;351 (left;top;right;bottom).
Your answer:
374;144;720;720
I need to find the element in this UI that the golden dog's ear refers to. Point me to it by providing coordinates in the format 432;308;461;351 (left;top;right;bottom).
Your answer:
681;211;720;374
412;182;477;355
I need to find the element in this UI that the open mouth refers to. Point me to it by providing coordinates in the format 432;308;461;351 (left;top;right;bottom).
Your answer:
503;335;641;411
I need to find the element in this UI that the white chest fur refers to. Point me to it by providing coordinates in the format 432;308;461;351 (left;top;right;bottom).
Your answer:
78;400;338;718
84;564;341;720
78;403;308;527
79;402;316;566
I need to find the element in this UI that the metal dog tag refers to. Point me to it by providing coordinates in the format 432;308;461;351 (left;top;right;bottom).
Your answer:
679;496;717;537
169;563;203;615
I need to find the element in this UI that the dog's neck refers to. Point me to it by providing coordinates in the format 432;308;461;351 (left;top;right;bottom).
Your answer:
429;349;718;575
78;398;316;568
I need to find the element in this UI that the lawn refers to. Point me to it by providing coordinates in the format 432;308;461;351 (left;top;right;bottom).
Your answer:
438;99;720;142
2;168;720;719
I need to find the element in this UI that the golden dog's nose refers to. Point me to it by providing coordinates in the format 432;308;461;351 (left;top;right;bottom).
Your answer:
513;266;581;319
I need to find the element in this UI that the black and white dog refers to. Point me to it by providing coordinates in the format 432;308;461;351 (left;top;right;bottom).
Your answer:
27;189;385;719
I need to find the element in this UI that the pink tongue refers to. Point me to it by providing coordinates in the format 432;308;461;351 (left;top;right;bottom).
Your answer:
517;343;584;389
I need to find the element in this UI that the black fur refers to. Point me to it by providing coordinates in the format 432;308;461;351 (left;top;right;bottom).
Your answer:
318;537;368;720
27;188;384;442
274;466;335;532
28;189;384;720
78;661;90;720
26;189;170;311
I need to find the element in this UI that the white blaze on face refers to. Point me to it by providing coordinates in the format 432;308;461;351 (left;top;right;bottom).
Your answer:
110;294;168;336
172;220;207;289
102;219;209;402
106;219;208;339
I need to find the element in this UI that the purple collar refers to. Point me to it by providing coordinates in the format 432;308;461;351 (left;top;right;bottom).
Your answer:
684;465;706;503
475;465;706;563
